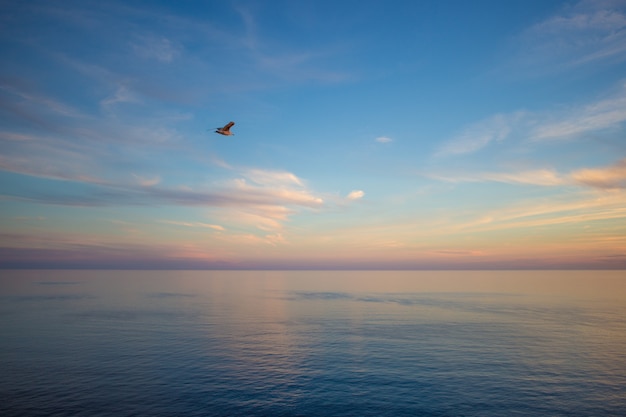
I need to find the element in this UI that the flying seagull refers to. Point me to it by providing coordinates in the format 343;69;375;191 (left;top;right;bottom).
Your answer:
215;121;235;136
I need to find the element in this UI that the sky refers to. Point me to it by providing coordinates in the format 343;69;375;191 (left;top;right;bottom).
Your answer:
1;0;626;269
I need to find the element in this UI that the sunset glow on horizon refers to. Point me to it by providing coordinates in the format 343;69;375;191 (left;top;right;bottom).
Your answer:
1;0;626;269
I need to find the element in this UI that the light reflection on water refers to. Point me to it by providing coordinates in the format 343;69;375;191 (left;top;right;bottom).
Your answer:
1;270;625;416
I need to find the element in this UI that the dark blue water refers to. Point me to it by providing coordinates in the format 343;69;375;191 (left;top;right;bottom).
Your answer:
1;270;625;416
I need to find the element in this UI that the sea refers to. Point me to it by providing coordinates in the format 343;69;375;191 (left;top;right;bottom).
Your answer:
1;270;625;416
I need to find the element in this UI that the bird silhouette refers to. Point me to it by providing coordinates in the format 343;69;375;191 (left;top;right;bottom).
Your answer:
215;121;235;136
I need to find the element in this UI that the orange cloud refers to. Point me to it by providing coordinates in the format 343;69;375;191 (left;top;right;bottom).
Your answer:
571;158;626;189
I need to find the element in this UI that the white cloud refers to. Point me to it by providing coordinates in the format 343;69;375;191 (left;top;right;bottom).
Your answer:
346;190;365;200
196;168;325;232
376;136;392;143
231;176;323;208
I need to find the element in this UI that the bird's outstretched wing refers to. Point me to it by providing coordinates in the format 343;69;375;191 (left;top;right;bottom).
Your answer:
214;121;235;135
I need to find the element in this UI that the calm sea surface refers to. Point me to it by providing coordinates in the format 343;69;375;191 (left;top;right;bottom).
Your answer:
1;270;625;416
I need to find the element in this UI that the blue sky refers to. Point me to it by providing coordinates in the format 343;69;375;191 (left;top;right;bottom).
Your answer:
1;0;626;269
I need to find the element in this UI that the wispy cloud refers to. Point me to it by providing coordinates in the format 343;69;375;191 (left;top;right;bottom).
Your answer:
233;5;352;84
530;84;626;141
1;181;310;247
509;0;626;74
159;220;225;231
428;169;566;187
100;84;140;109
435;113;524;156
375;136;392;144
427;158;626;190
0;82;84;119
436;81;626;156
131;34;181;63
1;159;324;233
132;174;161;187
229;177;323;208
223;208;290;232
448;191;626;235
0;79;185;149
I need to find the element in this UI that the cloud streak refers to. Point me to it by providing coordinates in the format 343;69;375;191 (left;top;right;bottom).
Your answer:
530;86;626;141
436;81;626;156
509;0;626;75
427;158;626;190
0;154;325;234
448;192;626;235
159;220;225;231
428;169;566;187
1;173;324;209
